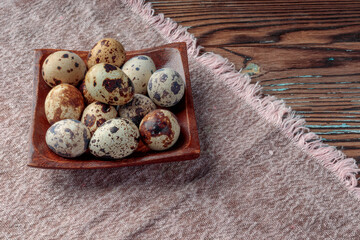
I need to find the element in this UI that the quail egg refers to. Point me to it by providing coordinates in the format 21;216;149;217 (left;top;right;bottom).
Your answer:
42;51;87;87
122;55;156;94
89;118;140;159
147;68;185;107
45;83;85;125
81;101;118;135
45;119;91;158
139;109;180;151
78;80;96;105
118;94;157;126
85;63;135;105
87;38;126;69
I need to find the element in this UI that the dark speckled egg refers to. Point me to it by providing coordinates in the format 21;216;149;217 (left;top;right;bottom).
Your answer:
118;94;156;126
147;68;185;107
81;101;118;135
45;119;91;158
87;38;126;69
139;109;180;151
89;118;140;159
85;63;135;105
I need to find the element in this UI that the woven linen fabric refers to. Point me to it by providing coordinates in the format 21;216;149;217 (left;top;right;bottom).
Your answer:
1;0;360;239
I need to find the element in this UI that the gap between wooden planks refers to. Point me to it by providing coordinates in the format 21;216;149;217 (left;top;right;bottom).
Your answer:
150;0;360;162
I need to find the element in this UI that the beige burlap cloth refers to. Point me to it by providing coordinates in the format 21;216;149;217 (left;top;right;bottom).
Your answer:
1;0;360;239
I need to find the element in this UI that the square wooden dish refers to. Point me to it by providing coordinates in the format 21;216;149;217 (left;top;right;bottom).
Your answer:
29;42;200;169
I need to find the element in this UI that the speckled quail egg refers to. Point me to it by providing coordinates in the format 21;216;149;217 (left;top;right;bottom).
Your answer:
46;119;91;158
42;51;87;87
87;38;126;69
89;118;140;159
45;84;85;125
139;109;180;151
81;101;118;135
147;68;185;107
122;55;156;94
118;94;157;126
78;80;96;105
85;63;135;105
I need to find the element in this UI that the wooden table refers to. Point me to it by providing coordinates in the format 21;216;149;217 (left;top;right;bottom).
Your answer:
150;0;360;163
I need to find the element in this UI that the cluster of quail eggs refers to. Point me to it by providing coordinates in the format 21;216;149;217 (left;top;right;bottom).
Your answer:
43;38;185;159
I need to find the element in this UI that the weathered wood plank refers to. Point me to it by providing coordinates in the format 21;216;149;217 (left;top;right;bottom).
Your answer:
152;0;360;46
149;0;360;161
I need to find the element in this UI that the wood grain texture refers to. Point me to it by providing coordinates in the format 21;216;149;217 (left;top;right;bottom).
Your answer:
149;0;360;162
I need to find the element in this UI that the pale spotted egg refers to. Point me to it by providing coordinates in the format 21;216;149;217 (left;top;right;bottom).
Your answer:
147;68;185;107
42;51;87;87
45;119;91;158
89;118;140;159
122;55;156;94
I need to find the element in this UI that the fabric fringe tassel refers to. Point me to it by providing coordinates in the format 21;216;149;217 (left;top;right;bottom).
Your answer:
122;0;360;199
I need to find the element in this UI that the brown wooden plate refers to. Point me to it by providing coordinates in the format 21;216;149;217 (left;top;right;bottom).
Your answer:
28;42;200;169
